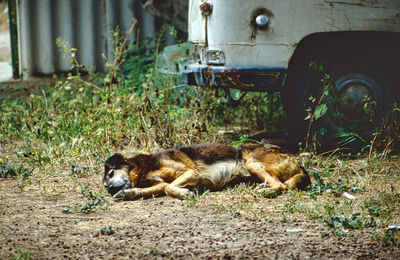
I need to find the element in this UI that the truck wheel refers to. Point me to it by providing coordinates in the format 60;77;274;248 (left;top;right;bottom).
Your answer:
282;61;391;150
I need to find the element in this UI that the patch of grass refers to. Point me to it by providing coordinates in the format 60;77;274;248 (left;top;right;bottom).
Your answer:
9;247;35;260
280;215;297;223
325;212;375;230
0;157;32;180
184;188;210;206
362;194;394;217
372;229;400;247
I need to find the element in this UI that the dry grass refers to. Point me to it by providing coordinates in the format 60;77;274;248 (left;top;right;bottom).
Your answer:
183;154;400;244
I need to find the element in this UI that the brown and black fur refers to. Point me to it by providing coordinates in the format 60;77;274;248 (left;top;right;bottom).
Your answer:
103;143;311;200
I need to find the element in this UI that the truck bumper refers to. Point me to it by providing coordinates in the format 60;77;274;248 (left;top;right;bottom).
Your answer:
183;64;286;92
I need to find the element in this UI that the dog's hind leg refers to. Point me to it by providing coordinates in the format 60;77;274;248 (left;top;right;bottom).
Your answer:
244;160;288;193
164;170;200;199
284;171;311;191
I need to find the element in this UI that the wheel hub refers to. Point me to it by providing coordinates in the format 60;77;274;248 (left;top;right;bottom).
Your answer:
336;79;373;121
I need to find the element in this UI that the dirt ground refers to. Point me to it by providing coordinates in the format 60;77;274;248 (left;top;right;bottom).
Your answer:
1;171;399;260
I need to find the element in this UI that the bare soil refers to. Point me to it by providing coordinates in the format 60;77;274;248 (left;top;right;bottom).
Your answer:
1;171;399;260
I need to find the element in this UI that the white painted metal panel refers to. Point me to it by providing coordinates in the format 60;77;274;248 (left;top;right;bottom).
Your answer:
188;0;206;44
198;0;400;67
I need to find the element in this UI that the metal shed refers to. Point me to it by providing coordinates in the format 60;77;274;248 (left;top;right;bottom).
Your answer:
8;0;185;78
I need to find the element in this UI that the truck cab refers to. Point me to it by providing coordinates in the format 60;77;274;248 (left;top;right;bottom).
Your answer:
183;0;400;146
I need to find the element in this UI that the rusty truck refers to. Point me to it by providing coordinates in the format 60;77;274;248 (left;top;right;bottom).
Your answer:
183;0;400;147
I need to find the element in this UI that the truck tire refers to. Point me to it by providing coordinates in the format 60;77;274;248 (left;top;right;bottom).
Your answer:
282;59;391;151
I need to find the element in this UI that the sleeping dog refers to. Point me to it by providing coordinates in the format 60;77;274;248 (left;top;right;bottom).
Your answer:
103;143;310;200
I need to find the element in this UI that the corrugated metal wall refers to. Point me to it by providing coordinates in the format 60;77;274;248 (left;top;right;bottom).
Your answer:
16;0;172;76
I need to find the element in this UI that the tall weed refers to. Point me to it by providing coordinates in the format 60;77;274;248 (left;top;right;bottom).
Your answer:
0;27;282;165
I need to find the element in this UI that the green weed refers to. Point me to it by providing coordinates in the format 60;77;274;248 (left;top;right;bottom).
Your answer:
325;212;375;230
9;247;35;260
61;183;109;214
372;230;400;247
100;225;116;236
184;188;210;207
77;196;107;214
305;61;400;153
77;184;109;213
0;157;31;179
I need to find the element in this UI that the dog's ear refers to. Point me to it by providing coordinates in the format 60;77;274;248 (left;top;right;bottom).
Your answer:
129;154;159;174
105;153;127;167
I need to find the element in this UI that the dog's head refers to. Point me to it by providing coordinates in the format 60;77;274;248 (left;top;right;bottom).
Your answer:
103;153;160;196
103;153;132;196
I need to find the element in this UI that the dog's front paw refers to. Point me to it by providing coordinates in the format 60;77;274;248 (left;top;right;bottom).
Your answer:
257;183;267;189
113;189;128;201
113;188;142;201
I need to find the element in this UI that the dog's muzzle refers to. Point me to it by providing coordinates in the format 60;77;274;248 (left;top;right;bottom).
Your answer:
104;170;131;196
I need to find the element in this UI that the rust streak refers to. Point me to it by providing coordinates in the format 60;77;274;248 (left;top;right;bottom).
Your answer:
324;0;389;9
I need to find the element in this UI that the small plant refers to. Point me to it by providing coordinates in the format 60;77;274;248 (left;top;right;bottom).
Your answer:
325;212;375;230
70;163;90;176
100;225;115;235
231;135;262;146
303;61;397;153
62;206;71;214
304;61;333;151
281;216;297;223
184;188;209;206
233;210;242;218
0;157;32;180
382;230;400;246
260;189;276;198
361;194;395;218
372;229;400;247
79;185;108;213
78;196;107;214
306;171;363;200
64;183;109;214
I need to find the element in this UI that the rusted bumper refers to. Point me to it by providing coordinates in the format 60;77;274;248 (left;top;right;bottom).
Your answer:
183;64;286;92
